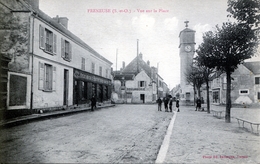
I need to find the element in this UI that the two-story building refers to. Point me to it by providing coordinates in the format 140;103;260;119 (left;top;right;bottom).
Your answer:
211;61;260;105
1;0;112;119
112;53;167;103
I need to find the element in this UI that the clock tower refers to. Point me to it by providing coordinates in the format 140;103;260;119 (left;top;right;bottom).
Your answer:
179;21;196;103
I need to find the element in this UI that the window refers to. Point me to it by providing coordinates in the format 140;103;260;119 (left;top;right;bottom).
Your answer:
99;66;102;76
239;89;249;95
106;69;108;78
91;63;95;74
138;81;146;88
258;92;260;100
255;77;260;84
38;62;56;91
121;80;125;87
39;25;57;54
61;38;72;61
81;58;85;70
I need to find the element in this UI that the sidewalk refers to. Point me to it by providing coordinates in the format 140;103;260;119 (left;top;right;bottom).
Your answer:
163;105;260;164
0;104;115;128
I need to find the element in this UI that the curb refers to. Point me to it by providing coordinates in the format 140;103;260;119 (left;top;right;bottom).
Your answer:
0;104;115;128
155;110;177;163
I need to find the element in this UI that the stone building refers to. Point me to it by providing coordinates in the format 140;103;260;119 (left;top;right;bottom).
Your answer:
112;53;167;103
0;0;112;119
211;61;260;105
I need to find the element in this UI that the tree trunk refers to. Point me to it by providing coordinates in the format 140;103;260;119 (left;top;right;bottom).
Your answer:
225;70;232;123
198;86;201;98
206;80;210;113
193;85;196;106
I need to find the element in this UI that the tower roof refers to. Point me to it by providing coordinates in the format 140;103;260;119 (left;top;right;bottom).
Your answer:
179;28;196;37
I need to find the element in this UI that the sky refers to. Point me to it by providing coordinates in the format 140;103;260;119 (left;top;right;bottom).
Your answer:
39;0;231;89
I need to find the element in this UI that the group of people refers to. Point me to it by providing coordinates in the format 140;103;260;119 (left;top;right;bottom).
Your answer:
157;97;179;112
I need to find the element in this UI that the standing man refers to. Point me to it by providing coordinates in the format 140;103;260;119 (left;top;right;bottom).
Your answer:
169;98;173;112
157;97;162;111
176;99;180;112
196;97;201;111
90;95;96;111
164;97;169;112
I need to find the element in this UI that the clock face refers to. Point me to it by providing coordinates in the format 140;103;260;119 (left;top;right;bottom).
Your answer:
185;45;192;52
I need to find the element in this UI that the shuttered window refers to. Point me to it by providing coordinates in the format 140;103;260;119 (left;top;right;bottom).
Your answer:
138;81;146;88
61;38;72;61
39;25;57;55
38;62;56;91
92;63;95;74
99;66;102;76
81;57;85;70
255;77;260;84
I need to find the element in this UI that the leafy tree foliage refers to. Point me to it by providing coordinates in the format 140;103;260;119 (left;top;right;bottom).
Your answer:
196;0;259;123
185;65;204;105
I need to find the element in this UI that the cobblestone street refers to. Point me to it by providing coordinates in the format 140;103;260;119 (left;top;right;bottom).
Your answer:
0;104;173;163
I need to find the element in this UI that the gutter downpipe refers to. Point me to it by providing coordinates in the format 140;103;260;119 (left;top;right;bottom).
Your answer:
30;14;34;111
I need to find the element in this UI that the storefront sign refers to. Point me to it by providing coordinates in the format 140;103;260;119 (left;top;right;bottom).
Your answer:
74;69;111;85
126;88;145;91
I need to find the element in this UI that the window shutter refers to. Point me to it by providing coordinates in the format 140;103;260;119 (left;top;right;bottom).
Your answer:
138;81;140;87
69;43;72;61
53;34;57;54
144;81;146;87
49;32;53;52
61;38;65;58
52;66;56;91
38;62;44;90
39;25;45;49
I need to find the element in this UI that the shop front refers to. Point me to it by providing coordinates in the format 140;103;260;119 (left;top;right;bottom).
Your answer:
73;69;112;105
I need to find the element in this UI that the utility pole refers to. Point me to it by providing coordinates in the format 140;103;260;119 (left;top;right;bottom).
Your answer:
137;39;139;73
116;48;118;74
157;62;159;98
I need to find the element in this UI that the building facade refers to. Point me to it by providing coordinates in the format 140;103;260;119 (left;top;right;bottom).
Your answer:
112;53;167;103
211;62;260;105
1;0;112;119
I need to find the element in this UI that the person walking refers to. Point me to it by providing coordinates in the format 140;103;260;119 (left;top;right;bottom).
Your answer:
90;95;96;111
196;97;201;111
157;97;162;111
164;97;169;112
176;99;180;112
169;98;173;112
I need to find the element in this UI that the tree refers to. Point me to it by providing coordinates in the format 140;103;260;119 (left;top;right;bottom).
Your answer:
196;0;259;123
186;65;205;105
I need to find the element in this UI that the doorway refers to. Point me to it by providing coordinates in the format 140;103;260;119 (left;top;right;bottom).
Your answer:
63;69;69;106
140;94;145;103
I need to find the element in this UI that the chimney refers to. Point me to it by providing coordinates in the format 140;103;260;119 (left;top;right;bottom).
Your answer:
24;0;39;10
122;61;125;69
139;53;143;59
147;60;150;66
53;15;69;29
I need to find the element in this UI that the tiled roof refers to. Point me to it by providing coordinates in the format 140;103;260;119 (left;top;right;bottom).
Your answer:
121;55;152;77
113;74;135;80
15;0;112;65
243;61;260;74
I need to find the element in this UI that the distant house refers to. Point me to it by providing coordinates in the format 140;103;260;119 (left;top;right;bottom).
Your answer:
210;61;260;105
112;53;168;103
